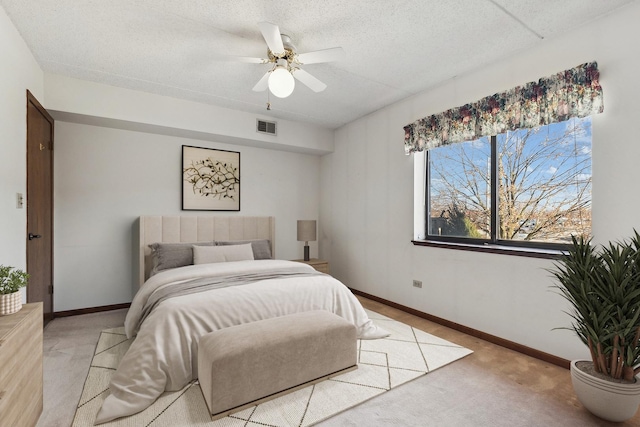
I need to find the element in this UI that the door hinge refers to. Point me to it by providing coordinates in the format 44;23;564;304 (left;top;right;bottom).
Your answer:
48;285;54;295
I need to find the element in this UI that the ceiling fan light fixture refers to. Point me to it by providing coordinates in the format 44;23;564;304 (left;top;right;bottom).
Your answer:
268;65;295;98
246;22;342;98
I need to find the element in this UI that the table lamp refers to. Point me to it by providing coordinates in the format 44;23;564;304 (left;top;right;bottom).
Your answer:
297;220;316;261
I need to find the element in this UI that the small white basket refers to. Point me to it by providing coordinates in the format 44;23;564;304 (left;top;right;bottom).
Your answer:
0;290;22;315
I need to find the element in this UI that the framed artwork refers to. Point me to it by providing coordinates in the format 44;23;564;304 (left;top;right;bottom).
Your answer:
182;145;240;211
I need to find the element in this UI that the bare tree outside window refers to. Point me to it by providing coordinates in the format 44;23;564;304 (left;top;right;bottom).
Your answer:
428;117;592;244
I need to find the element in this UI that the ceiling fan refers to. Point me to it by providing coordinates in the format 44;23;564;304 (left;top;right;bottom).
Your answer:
234;22;345;98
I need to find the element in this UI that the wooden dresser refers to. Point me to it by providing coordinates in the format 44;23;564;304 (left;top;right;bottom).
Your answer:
0;303;43;427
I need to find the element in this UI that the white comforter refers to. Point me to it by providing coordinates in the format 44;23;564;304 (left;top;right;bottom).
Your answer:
95;260;387;424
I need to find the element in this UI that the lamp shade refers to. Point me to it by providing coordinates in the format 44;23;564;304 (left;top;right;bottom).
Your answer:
297;220;317;242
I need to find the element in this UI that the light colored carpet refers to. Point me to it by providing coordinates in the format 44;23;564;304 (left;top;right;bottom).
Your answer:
72;309;472;426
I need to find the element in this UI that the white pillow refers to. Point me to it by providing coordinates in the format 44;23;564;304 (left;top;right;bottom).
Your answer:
193;243;255;265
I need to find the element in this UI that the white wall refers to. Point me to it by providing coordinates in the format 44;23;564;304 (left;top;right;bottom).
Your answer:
54;122;320;311
321;2;640;361
0;7;43;282
45;74;330;312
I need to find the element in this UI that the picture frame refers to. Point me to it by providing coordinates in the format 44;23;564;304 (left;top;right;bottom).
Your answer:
182;145;240;211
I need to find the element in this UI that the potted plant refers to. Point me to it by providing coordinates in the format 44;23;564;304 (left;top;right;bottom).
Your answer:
550;232;640;422
0;265;29;315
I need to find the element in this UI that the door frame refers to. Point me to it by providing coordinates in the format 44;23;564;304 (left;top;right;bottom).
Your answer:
26;90;54;322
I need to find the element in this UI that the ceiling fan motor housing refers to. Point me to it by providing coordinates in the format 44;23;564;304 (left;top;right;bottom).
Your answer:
268;35;298;66
280;34;296;53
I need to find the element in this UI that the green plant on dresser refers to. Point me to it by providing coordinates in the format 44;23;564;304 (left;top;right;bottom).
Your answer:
0;265;29;294
0;265;29;315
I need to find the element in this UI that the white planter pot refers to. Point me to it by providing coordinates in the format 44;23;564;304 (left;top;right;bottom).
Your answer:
571;359;640;422
0;290;22;315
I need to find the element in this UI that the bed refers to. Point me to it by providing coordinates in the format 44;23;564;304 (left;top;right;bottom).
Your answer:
95;216;388;424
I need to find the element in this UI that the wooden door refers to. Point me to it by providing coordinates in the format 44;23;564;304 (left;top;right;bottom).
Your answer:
26;90;54;325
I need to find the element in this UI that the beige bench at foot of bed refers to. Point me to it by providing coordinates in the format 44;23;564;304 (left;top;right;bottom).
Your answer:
198;310;358;420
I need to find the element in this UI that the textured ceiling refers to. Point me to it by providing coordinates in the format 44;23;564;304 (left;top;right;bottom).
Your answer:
1;0;635;129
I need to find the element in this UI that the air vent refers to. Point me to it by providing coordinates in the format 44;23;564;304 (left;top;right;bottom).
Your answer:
256;119;277;135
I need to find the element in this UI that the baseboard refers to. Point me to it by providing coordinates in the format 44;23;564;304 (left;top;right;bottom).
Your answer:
54;303;131;318
350;288;570;370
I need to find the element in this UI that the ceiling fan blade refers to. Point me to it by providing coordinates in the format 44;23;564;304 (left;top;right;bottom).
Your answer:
292;69;327;92
258;22;285;56
252;71;270;92
218;55;269;64
296;47;345;64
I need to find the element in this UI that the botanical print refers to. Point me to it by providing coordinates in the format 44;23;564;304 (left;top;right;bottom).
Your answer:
404;62;604;154
182;146;240;211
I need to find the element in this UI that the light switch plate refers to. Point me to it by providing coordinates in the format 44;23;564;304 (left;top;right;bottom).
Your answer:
16;193;24;209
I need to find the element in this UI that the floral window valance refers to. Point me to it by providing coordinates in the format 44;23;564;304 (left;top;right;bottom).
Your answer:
403;61;603;154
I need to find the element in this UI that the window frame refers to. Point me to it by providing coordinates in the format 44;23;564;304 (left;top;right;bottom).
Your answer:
422;127;590;253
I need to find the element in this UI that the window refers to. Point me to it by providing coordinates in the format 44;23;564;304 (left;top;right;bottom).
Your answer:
426;117;592;249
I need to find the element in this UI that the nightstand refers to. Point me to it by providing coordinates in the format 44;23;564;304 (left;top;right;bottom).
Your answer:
293;258;330;274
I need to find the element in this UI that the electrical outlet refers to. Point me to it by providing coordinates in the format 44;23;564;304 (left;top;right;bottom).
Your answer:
412;280;422;288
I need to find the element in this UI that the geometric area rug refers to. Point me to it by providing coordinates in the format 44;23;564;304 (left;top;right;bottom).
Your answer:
72;309;473;427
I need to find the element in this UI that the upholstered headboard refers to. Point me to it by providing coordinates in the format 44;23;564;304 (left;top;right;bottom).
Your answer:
137;216;275;286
